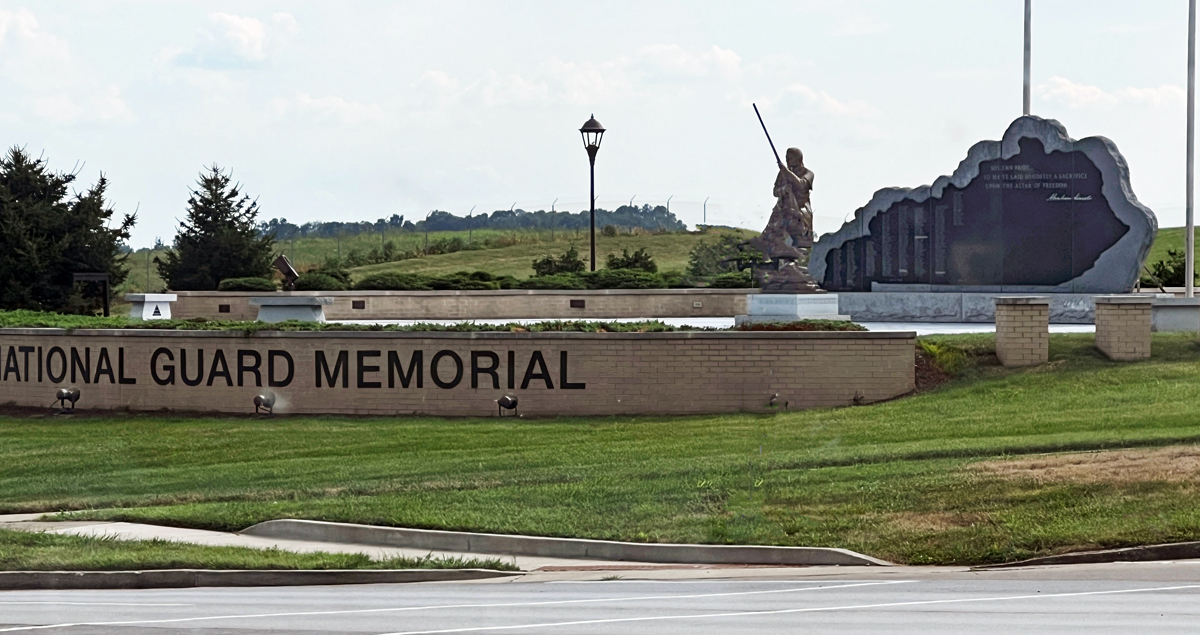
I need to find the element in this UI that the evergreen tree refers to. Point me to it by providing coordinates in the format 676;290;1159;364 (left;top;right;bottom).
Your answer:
0;147;135;312
158;165;274;290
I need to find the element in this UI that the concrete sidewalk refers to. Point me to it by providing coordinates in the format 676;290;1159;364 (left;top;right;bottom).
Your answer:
0;513;644;571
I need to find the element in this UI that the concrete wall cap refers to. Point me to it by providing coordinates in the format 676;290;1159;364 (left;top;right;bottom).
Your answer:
249;296;334;306
1152;297;1200;307
124;294;178;302
1093;295;1155;304
994;296;1052;305
0;327;915;340
174;288;761;298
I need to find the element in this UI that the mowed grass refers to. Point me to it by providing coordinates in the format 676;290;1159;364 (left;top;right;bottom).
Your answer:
349;227;756;280
119;227;756;292
0;530;517;571
2;333;1200;565
1146;225;1196;269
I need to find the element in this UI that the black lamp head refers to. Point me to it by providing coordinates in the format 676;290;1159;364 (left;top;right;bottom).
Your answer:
497;395;518;410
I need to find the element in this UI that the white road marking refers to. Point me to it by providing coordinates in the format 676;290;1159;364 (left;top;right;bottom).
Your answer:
0;580;908;632
375;583;1200;634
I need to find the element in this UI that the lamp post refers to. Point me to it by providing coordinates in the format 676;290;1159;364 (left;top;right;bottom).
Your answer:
580;114;606;271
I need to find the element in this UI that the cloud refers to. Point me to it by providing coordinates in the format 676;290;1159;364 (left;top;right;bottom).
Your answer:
1038;76;1185;109
776;83;880;119
0;7;131;124
635;44;741;79
270;92;385;125
172;12;298;69
832;8;889;36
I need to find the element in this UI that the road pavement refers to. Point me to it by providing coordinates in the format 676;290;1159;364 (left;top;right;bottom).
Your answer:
2;562;1200;634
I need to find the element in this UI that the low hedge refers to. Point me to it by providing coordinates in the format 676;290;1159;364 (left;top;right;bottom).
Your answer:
0;309;863;334
294;273;347;291
216;277;277;292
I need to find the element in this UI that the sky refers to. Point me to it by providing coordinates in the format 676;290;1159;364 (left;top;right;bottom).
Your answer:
0;0;1191;248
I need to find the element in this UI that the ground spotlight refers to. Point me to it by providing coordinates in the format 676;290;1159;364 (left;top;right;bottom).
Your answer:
253;393;276;415
54;387;81;414
496;395;518;417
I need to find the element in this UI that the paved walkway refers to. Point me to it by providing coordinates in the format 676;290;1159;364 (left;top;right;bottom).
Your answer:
0;514;659;571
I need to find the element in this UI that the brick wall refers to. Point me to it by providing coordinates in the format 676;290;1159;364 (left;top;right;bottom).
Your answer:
0;329;914;416
170;289;755;322
1094;296;1152;361
994;297;1049;367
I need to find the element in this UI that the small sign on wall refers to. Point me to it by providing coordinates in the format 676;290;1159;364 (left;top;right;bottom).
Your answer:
125;294;177;321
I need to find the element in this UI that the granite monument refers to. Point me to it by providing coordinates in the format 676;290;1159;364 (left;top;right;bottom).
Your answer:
810;116;1157;294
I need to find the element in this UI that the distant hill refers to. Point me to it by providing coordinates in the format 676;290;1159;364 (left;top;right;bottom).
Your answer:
258;204;687;240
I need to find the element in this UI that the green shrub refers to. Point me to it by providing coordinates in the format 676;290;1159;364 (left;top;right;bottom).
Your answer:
353;272;432;291
687;236;762;277
583;269;665;289
707;271;754;288
659;270;696;288
517;274;589;290
427;277;499;291
532;245;586;276
919;340;971;376
605;247;657;273
1146;248;1192;287
601;224;618;237
293;273;346;291
216;277;277;292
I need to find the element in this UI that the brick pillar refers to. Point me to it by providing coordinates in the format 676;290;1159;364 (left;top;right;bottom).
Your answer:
1093;296;1153;360
994;296;1050;367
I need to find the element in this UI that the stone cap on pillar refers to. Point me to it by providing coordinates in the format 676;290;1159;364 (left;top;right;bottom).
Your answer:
994;296;1051;306
1093;295;1155;305
124;293;178;302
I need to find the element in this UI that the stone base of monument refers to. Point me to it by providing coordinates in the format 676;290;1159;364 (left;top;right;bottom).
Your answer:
734;293;849;326
125;293;177;320
250;296;334;323
1151;296;1200;332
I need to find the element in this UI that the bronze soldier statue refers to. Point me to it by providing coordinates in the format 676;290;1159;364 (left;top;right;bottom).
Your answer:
743;146;821;292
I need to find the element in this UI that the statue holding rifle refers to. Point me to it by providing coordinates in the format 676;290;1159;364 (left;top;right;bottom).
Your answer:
738;104;821;293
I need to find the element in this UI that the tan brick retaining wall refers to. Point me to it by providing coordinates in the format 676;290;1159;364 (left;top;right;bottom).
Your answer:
0;329;914;416
171;289;757;322
1093;296;1152;361
994;297;1050;367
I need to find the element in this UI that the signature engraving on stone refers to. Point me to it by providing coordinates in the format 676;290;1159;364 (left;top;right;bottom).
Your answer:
1046;193;1093;202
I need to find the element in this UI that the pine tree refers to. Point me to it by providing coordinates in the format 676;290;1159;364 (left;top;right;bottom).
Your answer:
0;147;135;312
157;165;275;290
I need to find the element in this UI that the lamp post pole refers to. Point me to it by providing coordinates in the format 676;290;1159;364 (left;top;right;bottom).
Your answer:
580;115;606;272
1188;0;1196;299
589;156;597;270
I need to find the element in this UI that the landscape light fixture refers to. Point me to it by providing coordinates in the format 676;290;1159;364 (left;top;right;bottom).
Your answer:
579;114;606;271
54;387;81;414
253;393;276;415
496;394;519;417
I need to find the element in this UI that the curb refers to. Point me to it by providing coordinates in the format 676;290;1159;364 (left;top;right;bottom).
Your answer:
975;541;1200;569
0;568;520;590
240;520;891;567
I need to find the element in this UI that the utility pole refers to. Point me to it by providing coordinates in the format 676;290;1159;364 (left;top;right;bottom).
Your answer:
1023;0;1032;116
666;195;672;212
468;205;475;245
704;197;710;227
1188;0;1196;299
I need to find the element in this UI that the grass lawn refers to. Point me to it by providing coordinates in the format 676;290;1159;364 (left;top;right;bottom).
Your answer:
120;227;758;293
3;332;1200;566
348;227;755;280
1146;226;1195;270
0;529;517;571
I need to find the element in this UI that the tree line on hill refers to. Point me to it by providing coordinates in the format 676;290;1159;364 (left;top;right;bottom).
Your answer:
257;205;686;240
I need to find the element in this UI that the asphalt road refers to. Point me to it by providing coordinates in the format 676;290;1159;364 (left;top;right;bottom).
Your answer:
2;565;1200;634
